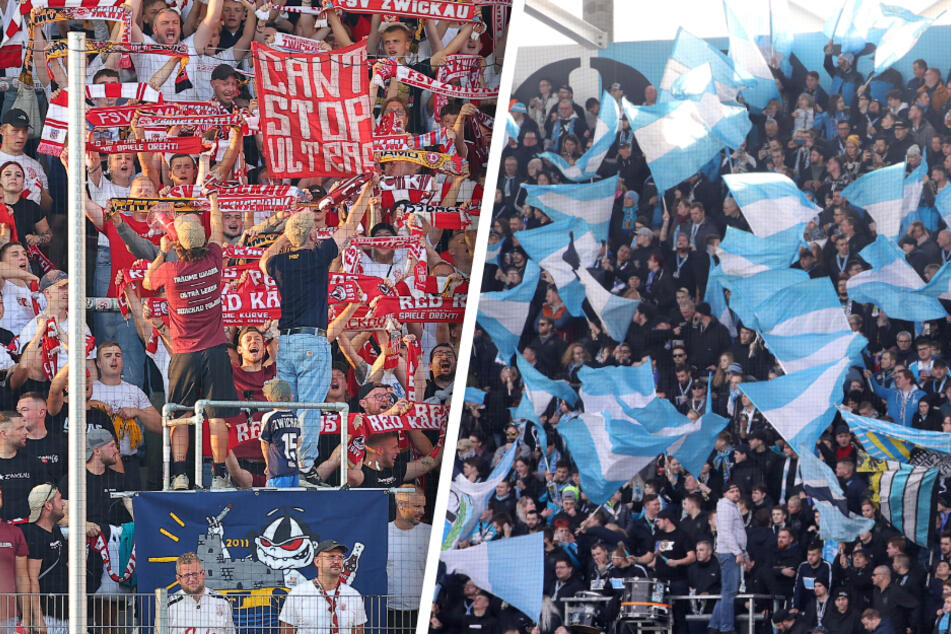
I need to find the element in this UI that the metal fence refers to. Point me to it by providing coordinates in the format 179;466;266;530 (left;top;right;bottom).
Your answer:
0;591;419;634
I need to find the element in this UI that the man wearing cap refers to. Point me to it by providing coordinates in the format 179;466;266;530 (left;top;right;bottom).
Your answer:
709;483;748;634
823;39;863;107
280;539;366;634
0;109;51;211
21;483;67;633
386;486;430;630
0;411;49;522
824;589;862;634
686;302;731;371
650;507;695;631
887;119;914;164
58;428;131;531
730;444;761;496
772;608;810;634
167;552;236;634
12;270;96;394
145;195;238;489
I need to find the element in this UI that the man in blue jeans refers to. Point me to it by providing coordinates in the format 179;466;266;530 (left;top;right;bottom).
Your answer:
709;483;747;634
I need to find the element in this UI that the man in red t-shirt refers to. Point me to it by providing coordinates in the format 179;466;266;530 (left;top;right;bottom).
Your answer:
230;325;277;468
144;193;239;489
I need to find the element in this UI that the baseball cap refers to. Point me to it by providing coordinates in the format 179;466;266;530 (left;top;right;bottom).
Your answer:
656;507;678;521
39;270;68;292
834;423;850;436
840;52;855;65
695;302;712;317
611;82;622;91
316;539;348;554
1;109;30;128
510;102;527;114
835;589;850;599
636;227;653;238
734;443;751;455
357;382;383;402
86;428;114;461
27;483;57;523
907;144;922;157
894;118;910;129
562;488;578;502
211;64;240;82
771;609;790;624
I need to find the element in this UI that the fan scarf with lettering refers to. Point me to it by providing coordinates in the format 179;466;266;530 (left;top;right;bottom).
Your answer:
326;0;478;22
27;245;55;277
327;272;399;305
108;198;204;215
39;317;60;380
433;54;483;125
88;533;135;583
394;203;474;231
328;293;465;328
85;82;160;103
270;32;327;54
37;90;68;156
316;172;372;210
162;184;298;213
379;174;436;211
373;129;454;154
375;58;498;100
87;136;208;155
87;100;219;128
375;148;467;175
343;236;424;275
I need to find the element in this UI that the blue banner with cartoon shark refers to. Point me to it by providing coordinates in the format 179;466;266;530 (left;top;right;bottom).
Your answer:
134;490;389;632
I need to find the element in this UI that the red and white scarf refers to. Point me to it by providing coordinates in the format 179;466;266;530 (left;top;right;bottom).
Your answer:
343;236;424;275
376;58;498;100
327;0;478;22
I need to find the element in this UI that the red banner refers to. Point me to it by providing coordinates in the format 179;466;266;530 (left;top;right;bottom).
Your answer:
330;0;478;21
252;40;374;178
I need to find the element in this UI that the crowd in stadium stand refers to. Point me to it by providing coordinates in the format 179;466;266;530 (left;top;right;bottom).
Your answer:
0;0;502;626
432;47;951;634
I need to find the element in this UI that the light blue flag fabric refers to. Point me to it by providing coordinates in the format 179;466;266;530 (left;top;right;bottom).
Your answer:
477;260;540;360
522;175;619;243
902;157;928;227
504;112;520;145
922;261;951;302
798;448;877;544
441;532;545;620
659;27;749;103
516;217;599;316
722;173;822;237
935;180;951;229
754;278;851;336
539;91;619;182
464;388;486;405
846;235;946;321
840;407;951;461
669;63;752;149
443;441;520;550
871;459;939;546
739;358;851;450
841;162;906;239
761;330;868;374
715;224;803;277
484;239;502;267
716;268;809;330
578;363;656;421
874;5;940;74
558;412;656;504
516;354;578;418
622;97;726;193
607;400;729;482
723;0;782;111
823;0;884;54
704;261;738;337
574;264;640;343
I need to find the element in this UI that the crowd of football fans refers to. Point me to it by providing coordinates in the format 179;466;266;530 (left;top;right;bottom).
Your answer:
431;46;951;634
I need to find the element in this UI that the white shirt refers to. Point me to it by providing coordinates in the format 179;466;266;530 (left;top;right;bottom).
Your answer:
18;313;96;371
88;177;132;247
167;588;236;634
91;380;153;455
132;34;200;101
358;250;408;283
279;579;366;634
1;281;44;338
0;151;48;204
386;521;430;610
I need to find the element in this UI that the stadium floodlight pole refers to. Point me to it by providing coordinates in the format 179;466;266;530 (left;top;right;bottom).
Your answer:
67;31;87;634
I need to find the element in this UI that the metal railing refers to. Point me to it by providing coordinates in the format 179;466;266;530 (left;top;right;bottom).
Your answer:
0;591;419;634
162;400;349;490
670;593;778;634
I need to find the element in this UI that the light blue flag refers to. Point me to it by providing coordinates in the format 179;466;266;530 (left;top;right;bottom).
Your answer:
659;27;749;103
840;407;951;463
716;268;809;330
516;354;578;418
443;441;520;550
704;261;738;337
761;330;868;374
516;217;599;316
669;64;752;149
622;97;725;193
574;264;640;343
715;224;803;277
722;173;822;237
504;112;520;145
607;400;729;482
522;175;619;243
847;235;946;321
578;363;656;421
464;387;486;405
902;157;929;228
922;261;951;302
484;239;502;267
935;180;951;229
798;447;878;545
823;0;884;54
755;278;851;336
723;0;782;111
869;459;939;546
740;358;851;450
539;91;619;182
557;412;655;504
441;532;545;620
841;162;906;239
874;5;940;74
477;260;540;360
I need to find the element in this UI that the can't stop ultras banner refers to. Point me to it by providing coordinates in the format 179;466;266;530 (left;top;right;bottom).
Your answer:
252;40;375;178
134;490;388;631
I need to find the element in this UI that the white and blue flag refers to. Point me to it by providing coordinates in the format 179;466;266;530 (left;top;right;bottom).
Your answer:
798;449;876;542
516;354;579;417
659;27;748;103
622;97;725;193
723;0;782;111
516;217;599;316
739;358;851;450
841;162;906;239
902;157;928;229
716;269;809;330
522;175;619;243
574;264;640;343
578;363;656;420
539;91;619;182
934;179;951;229
761;330;868;374
874;5;940;74
754;277;850;336
715;224;803;277
440;532;544;620
704;261;738;337
669;63;752;149
722;173;822;237
477;260;540;360
823;0;884;54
